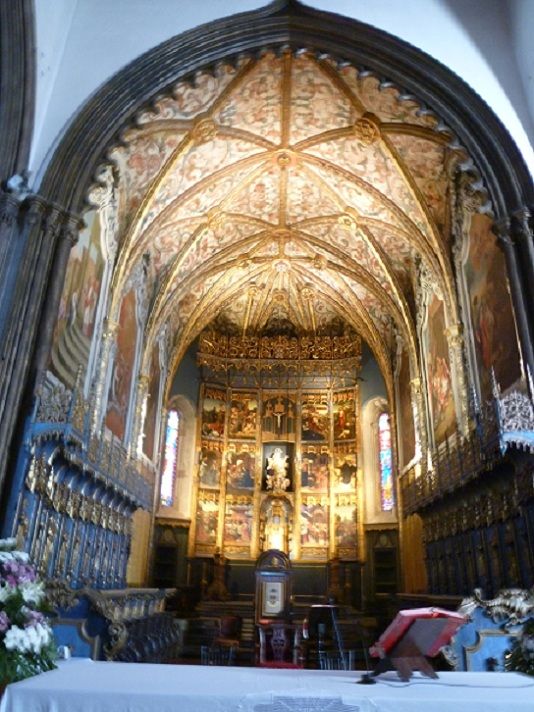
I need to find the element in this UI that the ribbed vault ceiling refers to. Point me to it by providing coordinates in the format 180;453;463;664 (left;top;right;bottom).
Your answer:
109;50;462;376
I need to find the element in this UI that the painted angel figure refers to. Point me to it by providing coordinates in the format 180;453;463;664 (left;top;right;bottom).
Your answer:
265;447;290;492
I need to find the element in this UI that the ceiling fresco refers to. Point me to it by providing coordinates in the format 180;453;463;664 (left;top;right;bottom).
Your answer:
107;50;462;378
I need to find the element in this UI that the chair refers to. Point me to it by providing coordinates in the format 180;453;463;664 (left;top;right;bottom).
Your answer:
318;649;357;671
213;615;242;649
257;622;303;668
200;643;237;666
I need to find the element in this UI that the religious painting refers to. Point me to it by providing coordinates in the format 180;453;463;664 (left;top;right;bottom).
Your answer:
333;445;357;491
300;445;330;491
424;294;456;444
195;492;219;545
300;497;329;548
301;393;329;442
332;390;357;441
261;394;296;442
226;442;255;490
201;387;226;439
263;443;292;492
334;495;358;550
51;210;105;388
105;288;137;440
199;440;223;488
142;344;160;460
228;392;258;439
397;348;415;468
223;497;253;544
464;213;521;396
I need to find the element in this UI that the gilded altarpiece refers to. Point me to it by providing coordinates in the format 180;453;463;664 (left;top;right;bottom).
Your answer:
190;383;360;562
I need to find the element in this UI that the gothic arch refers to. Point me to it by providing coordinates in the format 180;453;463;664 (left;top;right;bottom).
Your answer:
35;0;534;375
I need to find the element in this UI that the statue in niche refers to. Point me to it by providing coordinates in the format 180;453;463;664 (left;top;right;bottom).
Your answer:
261;499;292;554
265;447;290;492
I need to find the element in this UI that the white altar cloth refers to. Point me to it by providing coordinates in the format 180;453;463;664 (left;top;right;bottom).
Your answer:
1;659;533;712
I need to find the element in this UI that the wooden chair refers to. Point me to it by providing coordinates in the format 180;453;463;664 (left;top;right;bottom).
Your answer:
200;643;237;666
213;615;242;649
257;622;303;668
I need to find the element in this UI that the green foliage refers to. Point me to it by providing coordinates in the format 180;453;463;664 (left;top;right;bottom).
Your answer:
505;620;534;676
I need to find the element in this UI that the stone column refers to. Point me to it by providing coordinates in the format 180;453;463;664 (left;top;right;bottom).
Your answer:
0;196;49;492
90;319;118;433
130;373;150;458
495;217;534;378
410;377;425;463
0;192;24;333
511;208;534;331
446;323;469;434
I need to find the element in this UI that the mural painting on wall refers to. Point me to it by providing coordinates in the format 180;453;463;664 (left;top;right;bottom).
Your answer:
228;392;258;439
334;495;358;550
398;348;415;468
425;294;456;443
142;344;160;460
201;387;226;439
105;288;137;440
301;394;329;441
464;213;521;396
333;445;357;491
261;394;296;442
51;210;105;387
333;390;357;441
224;498;253;545
300;497;329;548
199;441;223;488
195;492;218;545
301;445;330;491
226;443;255;490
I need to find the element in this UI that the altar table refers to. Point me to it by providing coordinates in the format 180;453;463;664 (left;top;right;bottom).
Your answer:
1;659;533;712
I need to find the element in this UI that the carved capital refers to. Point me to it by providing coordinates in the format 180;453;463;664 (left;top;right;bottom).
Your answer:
22;195;48;229
493;217;513;247
511;207;531;239
0;191;21;228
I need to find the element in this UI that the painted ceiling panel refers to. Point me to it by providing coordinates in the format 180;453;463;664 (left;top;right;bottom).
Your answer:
213;54;282;143
289;55;357;144
110;52;455;360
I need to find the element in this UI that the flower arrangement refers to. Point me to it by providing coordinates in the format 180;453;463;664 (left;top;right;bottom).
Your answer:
0;538;56;683
505;619;534;676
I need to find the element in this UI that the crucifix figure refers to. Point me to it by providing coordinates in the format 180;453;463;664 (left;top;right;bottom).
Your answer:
273;397;286;433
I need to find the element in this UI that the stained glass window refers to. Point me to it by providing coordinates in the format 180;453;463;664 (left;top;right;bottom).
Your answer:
378;412;394;511
160;409;179;507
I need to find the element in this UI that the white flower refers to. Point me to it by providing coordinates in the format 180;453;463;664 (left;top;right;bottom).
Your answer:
20;581;45;605
4;623;51;655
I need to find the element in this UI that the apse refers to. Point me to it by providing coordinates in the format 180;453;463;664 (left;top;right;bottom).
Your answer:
8;41;531;609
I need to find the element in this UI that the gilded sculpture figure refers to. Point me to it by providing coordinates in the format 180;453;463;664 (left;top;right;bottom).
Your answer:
265;447;290;492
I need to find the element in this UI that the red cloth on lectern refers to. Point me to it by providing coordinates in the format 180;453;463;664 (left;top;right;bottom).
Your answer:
370;607;467;658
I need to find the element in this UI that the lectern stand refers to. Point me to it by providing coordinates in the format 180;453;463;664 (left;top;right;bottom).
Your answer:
369;607;467;681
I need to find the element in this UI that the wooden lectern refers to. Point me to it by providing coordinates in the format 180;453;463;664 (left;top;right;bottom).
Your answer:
369;607;467;681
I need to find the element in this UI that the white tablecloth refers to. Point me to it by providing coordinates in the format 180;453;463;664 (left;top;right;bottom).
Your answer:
1;659;533;712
